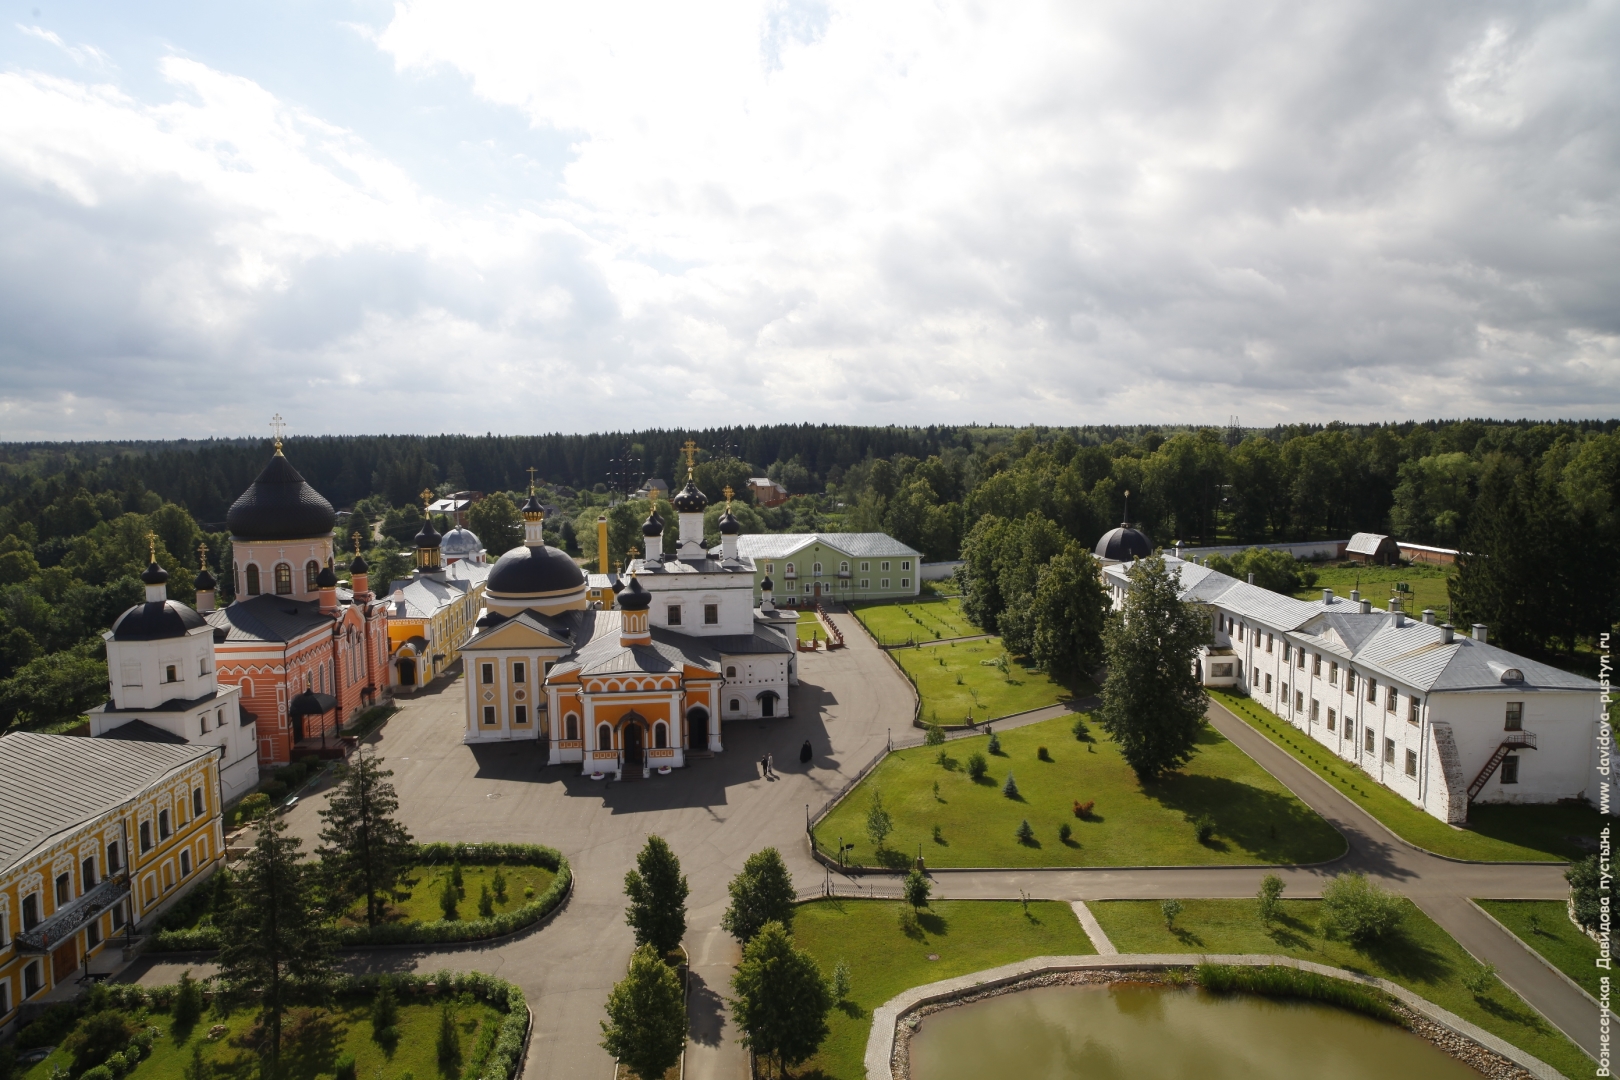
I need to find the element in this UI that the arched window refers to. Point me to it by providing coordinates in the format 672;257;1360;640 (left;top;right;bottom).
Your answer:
274;563;293;595
654;722;667;749
245;565;261;595
597;725;612;751
565;714;578;740
729;698;741;711
840;561;849;573
726;666;737;678
305;561;320;591
813;562;822;574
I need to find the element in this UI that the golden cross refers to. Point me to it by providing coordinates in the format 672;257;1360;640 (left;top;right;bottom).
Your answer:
723;484;734;508
527;466;538;494
420;488;434;511
147;532;158;563
197;541;208;568
628;545;640;562
269;413;286;451
682;439;700;474
354;532;363;556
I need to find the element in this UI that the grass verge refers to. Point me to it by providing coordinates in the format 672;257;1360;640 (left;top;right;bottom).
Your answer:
1211;688;1605;862
897;639;1076;725
814;715;1345;868
790;898;1092;1080
1091;897;1591;1079
1195;962;1399;1023
1476;899;1602;1001
852;597;979;644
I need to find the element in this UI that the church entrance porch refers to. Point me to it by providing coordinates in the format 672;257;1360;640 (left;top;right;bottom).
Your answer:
623;721;646;776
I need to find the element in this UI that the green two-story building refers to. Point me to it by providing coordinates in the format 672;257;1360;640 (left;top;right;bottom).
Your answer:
720;534;922;606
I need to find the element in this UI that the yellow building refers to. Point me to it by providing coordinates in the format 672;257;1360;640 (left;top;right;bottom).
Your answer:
0;732;221;1031
386;513;490;688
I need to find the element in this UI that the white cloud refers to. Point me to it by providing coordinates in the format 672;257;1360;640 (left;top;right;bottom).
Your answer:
0;0;1616;438
16;23;112;69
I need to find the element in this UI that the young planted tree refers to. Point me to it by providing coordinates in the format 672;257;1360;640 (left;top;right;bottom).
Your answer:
218;816;333;1077
903;870;931;910
865;791;894;852
624;835;690;955
600;944;687;1080
730;922;833;1078
721;848;797;944
315;749;415;927
1097;556;1209;780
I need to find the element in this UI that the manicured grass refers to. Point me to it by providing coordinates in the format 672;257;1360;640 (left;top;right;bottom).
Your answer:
798;618;826;642
1476;900;1603;1001
1290;563;1455;616
897;639;1077;725
1212;689;1607;862
814;715;1345;868
852;597;980;644
791;899;1093;1080
22;995;503;1080
1090;897;1591;1080
355;863;558;925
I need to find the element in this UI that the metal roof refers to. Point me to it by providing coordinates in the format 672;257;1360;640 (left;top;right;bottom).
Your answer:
730;533;921;560
1346;532;1393;555
0;731;214;874
206;595;332;643
95;719;189;745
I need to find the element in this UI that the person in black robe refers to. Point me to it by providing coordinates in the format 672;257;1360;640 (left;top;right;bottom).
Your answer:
799;739;813;765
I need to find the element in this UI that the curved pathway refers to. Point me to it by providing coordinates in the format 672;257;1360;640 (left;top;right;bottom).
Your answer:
129;611;1597;1075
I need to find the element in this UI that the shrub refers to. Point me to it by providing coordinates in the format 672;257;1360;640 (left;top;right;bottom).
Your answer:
451;862;465;896
987;732;1001;755
903;869;931;909
436;1003;461;1071
173;969;204;1029
924;722;945;747
439;877;459;921
1058;822;1072;842
63;1010;136;1074
332;1054;356;1080
1257;874;1284;926
1193;815;1217;843
1073;800;1094;819
1569;855;1601;931
1071;716;1090;741
1016;819;1035;844
832;960;851;1002
478;884;495;918
492;867;507;902
259;780;287;802
80;1067;113;1080
371;980;399;1033
1037;746;1051;761
1462;962;1498;997
1002;772;1019;799
1320;872;1403;943
237;792;270;821
1161;899;1183;928
966;753;988;780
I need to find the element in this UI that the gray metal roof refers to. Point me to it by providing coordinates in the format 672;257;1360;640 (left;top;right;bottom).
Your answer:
94;686;233;715
730;533;921;560
207;596;333;643
1346;532;1392;555
0;731;214;874
96;719;189;745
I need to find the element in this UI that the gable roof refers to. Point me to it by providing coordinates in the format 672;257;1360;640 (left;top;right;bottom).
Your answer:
1346;532;1393;555
730;533;921;561
0;731;214;874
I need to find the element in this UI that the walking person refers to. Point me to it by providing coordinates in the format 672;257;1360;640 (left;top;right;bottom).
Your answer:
799;739;813;765
761;753;771;779
766;753;776;778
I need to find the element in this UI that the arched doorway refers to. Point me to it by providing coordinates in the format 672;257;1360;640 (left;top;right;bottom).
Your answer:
686;706;709;750
758;690;779;718
623;720;645;772
398;657;417;686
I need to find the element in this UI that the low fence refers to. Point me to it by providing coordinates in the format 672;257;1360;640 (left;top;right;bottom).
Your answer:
919;560;964;582
1173;540;1347;562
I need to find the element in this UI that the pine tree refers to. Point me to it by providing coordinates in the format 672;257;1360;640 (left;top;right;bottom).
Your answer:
600;945;687;1080
1097;556;1209;780
624;836;690;956
217;816;332;1076
721;848;796;944
435;1002;461;1071
730;922;832;1076
315;749;414;927
173;969;203;1029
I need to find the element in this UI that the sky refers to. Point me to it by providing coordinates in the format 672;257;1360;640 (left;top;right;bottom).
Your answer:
0;0;1616;440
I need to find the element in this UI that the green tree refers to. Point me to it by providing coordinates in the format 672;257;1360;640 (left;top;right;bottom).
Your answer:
1568;855;1602;932
173;968;204;1029
315;749;415;927
435;1002;461;1072
624;835;690;955
1205;547;1303;596
467;492;524;555
63;1010;135;1074
600;944;687;1080
1257;873;1285;926
0;648;110;732
730;921;832;1077
1097;556;1209;780
865;791;893;851
218;815;333;1076
1028;544;1108;683
721;848;797;944
903;869;931;909
1320;872;1403;943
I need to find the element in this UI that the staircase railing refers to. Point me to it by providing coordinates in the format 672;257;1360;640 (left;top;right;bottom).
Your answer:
1467;731;1537;801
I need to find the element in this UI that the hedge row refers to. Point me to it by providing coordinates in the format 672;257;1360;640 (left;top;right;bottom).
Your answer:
148;844;569;953
1194;963;1402;1025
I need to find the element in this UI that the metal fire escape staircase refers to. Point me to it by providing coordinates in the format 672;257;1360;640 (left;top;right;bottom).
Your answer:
1467;731;1537;802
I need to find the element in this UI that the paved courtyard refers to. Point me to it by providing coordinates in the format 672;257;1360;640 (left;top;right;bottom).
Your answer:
133;612;1600;1076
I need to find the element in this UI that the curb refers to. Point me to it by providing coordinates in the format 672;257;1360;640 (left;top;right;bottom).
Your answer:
1467;898;1601;1009
863;954;1568;1080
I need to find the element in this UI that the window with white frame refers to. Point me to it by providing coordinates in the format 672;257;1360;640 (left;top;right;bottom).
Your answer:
1408;696;1421;723
860;579;869;589
901;578;910;588
881;561;891;571
1384;737;1395;764
1405;749;1418;776
881;579;890;589
1506;702;1523;731
667;605;682;625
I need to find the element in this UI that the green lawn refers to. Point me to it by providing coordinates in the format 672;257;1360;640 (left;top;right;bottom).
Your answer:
1476;900;1602;1001
814;715;1345;868
22;995;503;1080
798;618;826;642
1211;689;1608;862
852;597;980;644
1291;563;1455;617
898;639;1078;725
348;864;558;926
1091;898;1591;1079
791;899;1093;1080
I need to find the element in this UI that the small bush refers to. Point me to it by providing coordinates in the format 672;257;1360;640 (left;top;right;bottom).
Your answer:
478;884;495;918
1036;746;1051;762
1161;899;1183;928
904;869;932;909
1073;800;1094;819
451;862;465;895
1569;855;1601;931
1257;874;1284;926
237;793;270;821
371;981;399;1033
987;732;1002;755
832;960;851;1002
1002;772;1019;799
924;722;945;747
173;969;204;1029
259;780;287;802
81;1067;113;1080
439;877;459;921
64;1011;136;1074
932;823;944;844
1071;716;1090;741
436;1003;461;1071
332;1055;356;1080
966;753;988;780
1058;822;1072;842
1462;962;1498;997
492;867;507;903
1320;872;1403;943
1016;819;1035;844
1193;815;1217;843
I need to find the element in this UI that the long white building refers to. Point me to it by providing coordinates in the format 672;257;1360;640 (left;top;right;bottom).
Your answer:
1102;554;1604;824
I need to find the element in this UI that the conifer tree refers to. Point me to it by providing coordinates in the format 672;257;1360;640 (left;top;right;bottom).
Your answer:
218;816;332;1076
600;944;687;1080
316;749;414;927
624;835;690;956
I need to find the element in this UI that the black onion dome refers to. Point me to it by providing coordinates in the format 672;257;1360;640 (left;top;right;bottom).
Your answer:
642;509;664;537
1095;524;1153;562
487;544;586;596
415;517;442;548
316;565;338;588
112;600;207;641
227;454;336;540
760;575;774;591
194;566;217;591
616;575;651;611
671;479;707;513
141;560;169;585
521;493;544;517
717;510;740;535
349;551;369;574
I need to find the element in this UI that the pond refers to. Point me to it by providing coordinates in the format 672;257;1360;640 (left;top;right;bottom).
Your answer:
907;984;1482;1080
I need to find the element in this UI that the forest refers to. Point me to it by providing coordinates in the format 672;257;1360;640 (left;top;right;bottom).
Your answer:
0;418;1613;732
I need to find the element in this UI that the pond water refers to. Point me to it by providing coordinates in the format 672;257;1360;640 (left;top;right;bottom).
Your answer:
907;984;1483;1080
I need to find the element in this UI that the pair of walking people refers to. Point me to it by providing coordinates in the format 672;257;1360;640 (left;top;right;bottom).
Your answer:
762;739;815;779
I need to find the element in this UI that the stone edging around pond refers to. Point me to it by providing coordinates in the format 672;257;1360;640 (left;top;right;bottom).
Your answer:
864;954;1566;1080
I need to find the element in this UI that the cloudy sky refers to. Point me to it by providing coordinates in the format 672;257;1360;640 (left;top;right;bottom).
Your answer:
0;1;1615;439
